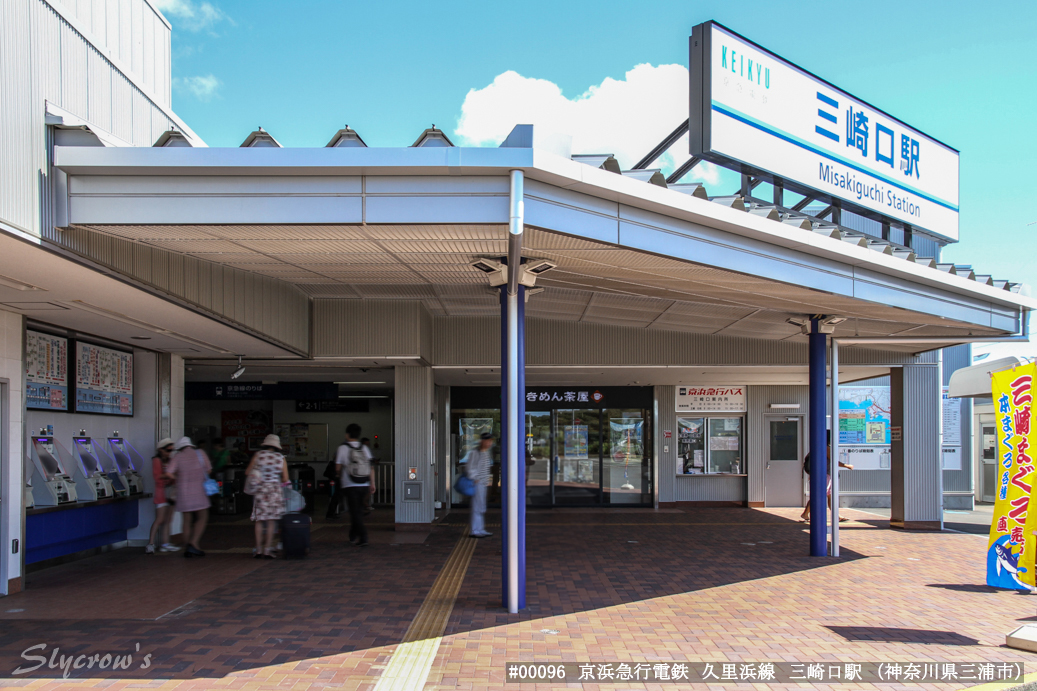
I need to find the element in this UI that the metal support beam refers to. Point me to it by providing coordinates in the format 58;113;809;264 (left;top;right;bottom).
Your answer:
500;169;525;613
830;338;840;557
632;119;689;170
791;196;815;212
773;181;783;207
665;157;701;184
808;318;828;557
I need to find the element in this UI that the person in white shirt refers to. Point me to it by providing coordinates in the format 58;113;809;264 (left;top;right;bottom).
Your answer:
335;423;375;546
465;433;494;538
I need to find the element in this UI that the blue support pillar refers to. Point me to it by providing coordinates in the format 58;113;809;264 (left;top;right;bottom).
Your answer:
499;282;526;610
808;318;828;557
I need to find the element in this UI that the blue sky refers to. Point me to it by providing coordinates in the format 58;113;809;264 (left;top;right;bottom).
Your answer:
159;0;1037;292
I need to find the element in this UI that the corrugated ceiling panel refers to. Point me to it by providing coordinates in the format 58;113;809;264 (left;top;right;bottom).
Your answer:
189;253;284;264
523;230;609;250
243;239;386;254
379;240;507;254
148;239;246;253
266;252;399;265
211;225;370;240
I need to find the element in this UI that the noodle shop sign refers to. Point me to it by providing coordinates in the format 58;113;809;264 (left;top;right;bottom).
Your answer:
676;386;746;413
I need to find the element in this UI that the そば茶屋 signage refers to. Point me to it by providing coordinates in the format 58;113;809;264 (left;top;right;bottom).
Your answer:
676;386;746;413
689;21;959;241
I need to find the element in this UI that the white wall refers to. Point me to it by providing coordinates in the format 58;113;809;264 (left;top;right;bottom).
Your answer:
0;310;25;594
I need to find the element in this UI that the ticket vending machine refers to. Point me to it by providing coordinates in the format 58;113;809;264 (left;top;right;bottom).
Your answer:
28;435;79;506
107;434;145;495
70;434;117;500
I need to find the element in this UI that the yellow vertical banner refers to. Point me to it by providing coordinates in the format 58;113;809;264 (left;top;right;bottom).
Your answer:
987;362;1037;590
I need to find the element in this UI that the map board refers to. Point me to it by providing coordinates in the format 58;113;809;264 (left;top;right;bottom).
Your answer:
839;386;890;470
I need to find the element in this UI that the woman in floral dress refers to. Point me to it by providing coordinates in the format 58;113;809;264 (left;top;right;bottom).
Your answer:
246;434;289;558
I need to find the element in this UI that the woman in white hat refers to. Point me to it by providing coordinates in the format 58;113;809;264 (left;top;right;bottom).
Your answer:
246;434;289;558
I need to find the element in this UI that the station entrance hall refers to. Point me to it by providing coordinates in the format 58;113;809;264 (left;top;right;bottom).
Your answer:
1;1;1035;687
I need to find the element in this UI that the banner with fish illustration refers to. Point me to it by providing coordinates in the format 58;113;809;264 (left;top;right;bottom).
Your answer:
987;362;1037;590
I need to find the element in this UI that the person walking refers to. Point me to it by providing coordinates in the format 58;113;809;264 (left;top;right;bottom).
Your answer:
146;438;178;554
246;434;289;559
167;437;212;557
361;437;375;515
336;424;374;546
800;440;853;522
465;433;494;538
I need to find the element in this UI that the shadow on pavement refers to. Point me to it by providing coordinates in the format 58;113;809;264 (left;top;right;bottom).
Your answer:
826;626;980;646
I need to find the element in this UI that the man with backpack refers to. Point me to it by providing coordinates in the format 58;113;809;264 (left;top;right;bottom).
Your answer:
336;423;375;546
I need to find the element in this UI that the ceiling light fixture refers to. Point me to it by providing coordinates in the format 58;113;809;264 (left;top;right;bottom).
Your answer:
334;381;387;385
230;356;246;380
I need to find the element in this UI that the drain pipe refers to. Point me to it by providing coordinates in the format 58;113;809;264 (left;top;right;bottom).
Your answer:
504;170;524;613
828;309;1029;556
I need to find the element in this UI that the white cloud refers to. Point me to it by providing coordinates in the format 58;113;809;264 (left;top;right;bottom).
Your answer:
153;0;228;33
455;64;731;189
173;74;221;101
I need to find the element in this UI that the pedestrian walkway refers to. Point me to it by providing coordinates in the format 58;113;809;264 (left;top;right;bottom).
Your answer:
0;507;1025;690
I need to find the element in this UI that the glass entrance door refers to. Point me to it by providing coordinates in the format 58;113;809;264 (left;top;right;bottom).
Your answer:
553;409;601;505
979;413;996;503
525;411;552;506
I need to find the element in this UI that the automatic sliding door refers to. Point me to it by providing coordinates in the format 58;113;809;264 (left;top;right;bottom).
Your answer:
553;409;600;505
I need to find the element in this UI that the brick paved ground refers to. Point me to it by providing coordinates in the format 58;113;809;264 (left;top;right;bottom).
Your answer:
0;507;1030;690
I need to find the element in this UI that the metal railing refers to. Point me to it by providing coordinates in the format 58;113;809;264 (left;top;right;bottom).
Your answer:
373;462;395;506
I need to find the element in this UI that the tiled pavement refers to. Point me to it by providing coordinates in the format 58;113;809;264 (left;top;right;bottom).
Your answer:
0;507;1031;690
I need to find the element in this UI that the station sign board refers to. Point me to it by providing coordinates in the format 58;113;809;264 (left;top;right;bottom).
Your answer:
675;385;746;414
689;21;959;241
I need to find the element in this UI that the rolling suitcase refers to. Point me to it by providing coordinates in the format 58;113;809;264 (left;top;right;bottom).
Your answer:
280;486;310;558
281;512;311;558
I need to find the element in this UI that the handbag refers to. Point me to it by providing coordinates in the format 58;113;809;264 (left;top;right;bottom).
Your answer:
453;474;475;497
195;449;220;496
243;469;262;495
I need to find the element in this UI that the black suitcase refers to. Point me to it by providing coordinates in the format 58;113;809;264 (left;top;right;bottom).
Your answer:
280;513;311;558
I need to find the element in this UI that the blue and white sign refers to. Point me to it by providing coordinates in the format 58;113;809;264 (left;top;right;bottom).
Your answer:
690;22;960;241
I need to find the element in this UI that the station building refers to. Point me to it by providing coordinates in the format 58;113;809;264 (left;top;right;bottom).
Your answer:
0;1;1032;602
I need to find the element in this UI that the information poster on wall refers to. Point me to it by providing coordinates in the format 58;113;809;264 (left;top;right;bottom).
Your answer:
942;387;962;470
564;425;589;459
74;341;133;415
26;330;68;411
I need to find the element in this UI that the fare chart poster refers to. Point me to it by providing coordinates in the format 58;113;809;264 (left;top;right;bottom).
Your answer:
26;330;69;411
74;341;133;416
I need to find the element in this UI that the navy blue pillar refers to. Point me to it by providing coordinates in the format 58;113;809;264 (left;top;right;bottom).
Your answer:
808;318;828;557
500;283;526;609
